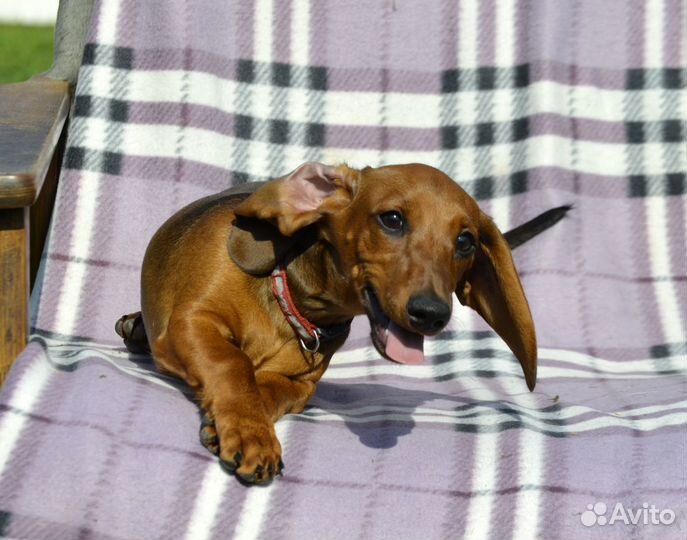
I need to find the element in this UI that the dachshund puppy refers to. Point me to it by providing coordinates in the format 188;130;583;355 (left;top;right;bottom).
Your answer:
116;163;568;484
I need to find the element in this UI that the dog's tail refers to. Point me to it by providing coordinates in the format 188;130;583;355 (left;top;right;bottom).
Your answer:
504;205;572;250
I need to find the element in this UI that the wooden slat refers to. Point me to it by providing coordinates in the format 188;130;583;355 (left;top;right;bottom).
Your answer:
0;208;29;384
0;76;71;383
0;76;71;208
30;129;66;287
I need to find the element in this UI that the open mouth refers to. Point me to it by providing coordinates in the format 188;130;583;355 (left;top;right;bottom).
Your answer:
363;287;425;365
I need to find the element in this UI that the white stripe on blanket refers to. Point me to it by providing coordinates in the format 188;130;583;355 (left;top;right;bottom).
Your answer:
304;400;687;422
233;422;290;540
334;343;687;374
321;362;683;381
69;117;685;179
301;408;687;432
512;395;545;540
183;465;230;540
36;337;687;428
84;65;687;126
36;335;687;380
97;0;119;46
231;5;289;538
53;171;101;336
644;0;685;346
0;355;53;480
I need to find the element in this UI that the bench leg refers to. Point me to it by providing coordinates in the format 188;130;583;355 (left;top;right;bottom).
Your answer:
0;208;29;385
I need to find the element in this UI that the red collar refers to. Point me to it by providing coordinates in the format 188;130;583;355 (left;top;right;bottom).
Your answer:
271;265;320;351
270;265;352;352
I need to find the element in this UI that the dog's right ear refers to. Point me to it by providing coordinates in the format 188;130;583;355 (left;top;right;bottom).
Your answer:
228;162;357;275
456;211;537;391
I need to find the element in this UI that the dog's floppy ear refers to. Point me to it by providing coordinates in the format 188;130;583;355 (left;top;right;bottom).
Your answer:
228;162;355;275
228;216;302;276
233;162;355;236
456;212;538;391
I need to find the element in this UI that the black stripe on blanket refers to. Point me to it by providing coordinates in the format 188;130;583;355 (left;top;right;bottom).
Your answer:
649;342;686;375
650;342;687;358
82;43;134;69
65;146;124;176
295;411;570;438
0;510;11;537
629;174;686;197
625;68;685;90
31;327;102;345
237;59;328;90
442;64;530;91
625;120;684;144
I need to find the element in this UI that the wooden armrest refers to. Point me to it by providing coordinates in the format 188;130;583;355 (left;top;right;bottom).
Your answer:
0;76;71;384
0;76;71;208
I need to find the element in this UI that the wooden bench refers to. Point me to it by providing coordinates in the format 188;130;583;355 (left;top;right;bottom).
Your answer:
0;0;93;384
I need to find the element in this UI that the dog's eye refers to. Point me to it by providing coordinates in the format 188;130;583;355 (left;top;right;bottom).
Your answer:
378;211;405;233
456;231;476;257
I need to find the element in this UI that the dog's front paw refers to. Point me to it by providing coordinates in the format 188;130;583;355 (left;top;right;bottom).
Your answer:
205;408;284;485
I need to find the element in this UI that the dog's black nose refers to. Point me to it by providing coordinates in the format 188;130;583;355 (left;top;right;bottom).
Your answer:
407;294;451;333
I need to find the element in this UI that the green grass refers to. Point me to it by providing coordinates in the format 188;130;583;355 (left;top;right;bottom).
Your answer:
0;24;54;83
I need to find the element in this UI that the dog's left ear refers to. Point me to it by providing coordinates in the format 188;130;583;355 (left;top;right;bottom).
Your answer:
228;162;357;275
233;162;356;236
456;212;538;391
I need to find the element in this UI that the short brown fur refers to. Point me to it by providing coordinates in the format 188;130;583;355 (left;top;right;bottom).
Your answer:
119;163;560;484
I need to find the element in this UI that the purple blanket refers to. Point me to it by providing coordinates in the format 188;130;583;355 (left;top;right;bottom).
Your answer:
1;1;685;538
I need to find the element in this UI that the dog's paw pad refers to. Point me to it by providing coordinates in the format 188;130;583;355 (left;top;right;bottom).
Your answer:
234;456;285;485
213;415;283;485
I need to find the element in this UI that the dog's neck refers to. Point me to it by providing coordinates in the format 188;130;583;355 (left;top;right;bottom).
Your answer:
281;238;364;327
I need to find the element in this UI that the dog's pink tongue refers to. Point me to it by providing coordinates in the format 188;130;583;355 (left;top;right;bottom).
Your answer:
385;322;425;364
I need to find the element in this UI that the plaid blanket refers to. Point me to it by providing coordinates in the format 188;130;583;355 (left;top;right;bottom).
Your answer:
1;0;685;539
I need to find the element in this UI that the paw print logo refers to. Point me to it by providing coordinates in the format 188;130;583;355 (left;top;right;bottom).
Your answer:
581;502;608;527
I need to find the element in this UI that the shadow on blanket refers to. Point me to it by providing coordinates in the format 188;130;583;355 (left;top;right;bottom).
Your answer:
311;381;566;449
309;382;429;448
82;346;563;451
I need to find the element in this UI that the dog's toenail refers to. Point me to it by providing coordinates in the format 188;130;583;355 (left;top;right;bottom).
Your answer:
200;429;218;447
220;459;238;474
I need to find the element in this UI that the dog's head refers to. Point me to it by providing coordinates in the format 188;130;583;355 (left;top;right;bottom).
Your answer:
229;162;537;390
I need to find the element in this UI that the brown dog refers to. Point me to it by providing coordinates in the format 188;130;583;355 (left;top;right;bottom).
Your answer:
116;163;568;484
